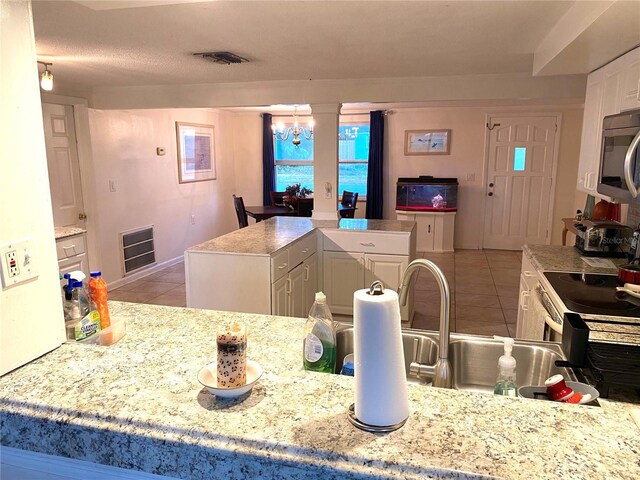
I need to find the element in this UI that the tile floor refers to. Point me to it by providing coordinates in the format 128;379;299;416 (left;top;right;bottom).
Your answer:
110;249;522;337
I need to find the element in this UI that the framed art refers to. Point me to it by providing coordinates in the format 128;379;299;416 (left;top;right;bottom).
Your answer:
176;122;216;183
404;129;451;155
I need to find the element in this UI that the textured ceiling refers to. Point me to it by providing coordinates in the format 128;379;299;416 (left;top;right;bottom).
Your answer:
32;0;575;94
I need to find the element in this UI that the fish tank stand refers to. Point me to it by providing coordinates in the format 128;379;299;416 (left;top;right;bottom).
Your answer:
396;210;455;252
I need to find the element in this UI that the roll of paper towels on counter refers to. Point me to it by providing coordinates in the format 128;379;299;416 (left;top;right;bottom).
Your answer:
354;287;409;427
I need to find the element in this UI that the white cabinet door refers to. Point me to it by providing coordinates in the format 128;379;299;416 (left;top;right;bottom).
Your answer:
302;253;318;315
288;263;307;318
323;251;364;315
515;274;531;339
271;275;289;317
364;253;410;320
577;69;606;196
602;57;625;117
415;214;435;252
620;47;640;112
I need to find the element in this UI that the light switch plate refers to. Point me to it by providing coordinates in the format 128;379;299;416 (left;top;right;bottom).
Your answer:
1;238;38;289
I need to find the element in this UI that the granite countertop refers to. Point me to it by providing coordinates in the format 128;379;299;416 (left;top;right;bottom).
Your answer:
187;217;416;256
54;225;86;240
523;245;626;274
2;302;639;480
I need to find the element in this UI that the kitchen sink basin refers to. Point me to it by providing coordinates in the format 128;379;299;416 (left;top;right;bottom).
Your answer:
335;327;439;385
334;325;578;392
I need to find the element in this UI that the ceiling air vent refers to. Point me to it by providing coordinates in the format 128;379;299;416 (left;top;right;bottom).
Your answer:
193;51;249;65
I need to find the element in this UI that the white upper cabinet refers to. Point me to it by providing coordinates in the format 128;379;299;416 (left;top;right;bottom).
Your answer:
620;47;640;112
577;47;639;199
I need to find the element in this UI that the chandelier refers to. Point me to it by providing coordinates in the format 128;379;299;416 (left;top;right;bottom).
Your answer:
272;106;314;147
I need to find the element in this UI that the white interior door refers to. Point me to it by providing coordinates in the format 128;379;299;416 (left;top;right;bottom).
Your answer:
42;103;85;227
483;115;557;250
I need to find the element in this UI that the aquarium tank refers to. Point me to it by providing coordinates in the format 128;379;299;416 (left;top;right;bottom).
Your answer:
396;177;458;211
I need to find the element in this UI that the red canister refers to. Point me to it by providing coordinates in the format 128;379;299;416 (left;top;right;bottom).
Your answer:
618;259;640;285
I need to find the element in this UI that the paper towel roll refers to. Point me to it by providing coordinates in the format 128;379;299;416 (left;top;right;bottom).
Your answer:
354;287;409;427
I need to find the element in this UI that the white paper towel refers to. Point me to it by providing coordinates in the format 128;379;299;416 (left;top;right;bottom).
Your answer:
354;287;409;427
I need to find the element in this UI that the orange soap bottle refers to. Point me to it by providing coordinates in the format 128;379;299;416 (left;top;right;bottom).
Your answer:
89;271;111;329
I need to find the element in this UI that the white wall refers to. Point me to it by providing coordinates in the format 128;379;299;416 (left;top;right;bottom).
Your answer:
1;0;65;375
386;105;584;248
87;108;238;284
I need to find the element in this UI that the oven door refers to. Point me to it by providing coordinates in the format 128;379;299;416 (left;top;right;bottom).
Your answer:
531;284;563;342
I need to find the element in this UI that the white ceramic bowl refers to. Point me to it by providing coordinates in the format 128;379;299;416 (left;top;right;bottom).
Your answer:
198;360;263;398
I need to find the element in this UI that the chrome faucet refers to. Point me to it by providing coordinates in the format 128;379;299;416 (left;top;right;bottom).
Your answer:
397;259;452;389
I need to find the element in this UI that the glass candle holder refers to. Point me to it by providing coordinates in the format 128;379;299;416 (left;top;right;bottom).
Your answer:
216;320;247;388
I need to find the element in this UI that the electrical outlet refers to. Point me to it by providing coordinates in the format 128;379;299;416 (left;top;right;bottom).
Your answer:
466;173;476;182
1;238;38;289
5;251;19;277
191;214;196;225
109;180;117;192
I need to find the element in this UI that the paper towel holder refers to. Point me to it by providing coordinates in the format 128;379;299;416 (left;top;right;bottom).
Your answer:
368;280;385;296
347;404;408;433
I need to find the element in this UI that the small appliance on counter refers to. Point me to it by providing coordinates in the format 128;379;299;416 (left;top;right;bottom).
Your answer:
574;220;633;257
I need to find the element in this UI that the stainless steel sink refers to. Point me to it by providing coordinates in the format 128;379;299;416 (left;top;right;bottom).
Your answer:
335;327;439;385
334;325;577;392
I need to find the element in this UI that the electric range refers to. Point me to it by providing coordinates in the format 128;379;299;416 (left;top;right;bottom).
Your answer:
542;272;640;318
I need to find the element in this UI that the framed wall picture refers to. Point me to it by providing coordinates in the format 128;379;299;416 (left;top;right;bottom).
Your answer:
404;129;451;155
176;122;216;183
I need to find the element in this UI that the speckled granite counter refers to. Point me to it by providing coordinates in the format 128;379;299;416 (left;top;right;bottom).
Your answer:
523;245;626;274
188;217;415;256
54;225;86;240
1;302;639;480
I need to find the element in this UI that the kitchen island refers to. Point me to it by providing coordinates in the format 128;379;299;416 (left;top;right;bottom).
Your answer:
2;301;639;480
185;217;417;322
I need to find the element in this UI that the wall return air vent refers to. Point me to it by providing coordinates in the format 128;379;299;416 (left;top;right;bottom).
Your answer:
120;225;156;276
193;51;249;65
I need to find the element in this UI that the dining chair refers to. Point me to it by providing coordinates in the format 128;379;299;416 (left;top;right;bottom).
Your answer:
339;191;358;218
270;191;287;207
233;194;249;228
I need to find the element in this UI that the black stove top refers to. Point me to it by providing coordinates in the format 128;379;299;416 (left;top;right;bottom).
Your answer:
543;272;640;318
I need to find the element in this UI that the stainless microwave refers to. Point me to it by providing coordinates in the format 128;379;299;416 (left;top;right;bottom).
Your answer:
597;109;640;202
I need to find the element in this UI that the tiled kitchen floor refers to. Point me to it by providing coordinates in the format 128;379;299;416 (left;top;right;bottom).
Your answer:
110;249;522;337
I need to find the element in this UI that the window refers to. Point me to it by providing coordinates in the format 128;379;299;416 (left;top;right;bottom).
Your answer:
339;123;370;197
513;147;526;171
273;118;370;197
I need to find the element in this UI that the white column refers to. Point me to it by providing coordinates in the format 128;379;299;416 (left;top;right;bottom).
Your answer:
310;103;341;220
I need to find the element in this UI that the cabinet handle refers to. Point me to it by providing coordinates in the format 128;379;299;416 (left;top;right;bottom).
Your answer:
301;248;309;253
278;263;288;270
428;225;431;233
520;291;530;311
360;242;375;247
523;271;535;277
304;265;310;281
63;245;76;253
285;278;292;295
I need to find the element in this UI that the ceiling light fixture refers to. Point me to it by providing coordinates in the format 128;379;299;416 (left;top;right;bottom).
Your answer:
272;106;314;147
37;61;54;91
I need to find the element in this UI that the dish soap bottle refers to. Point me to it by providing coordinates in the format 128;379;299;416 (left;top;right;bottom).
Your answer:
303;292;336;373
493;336;517;397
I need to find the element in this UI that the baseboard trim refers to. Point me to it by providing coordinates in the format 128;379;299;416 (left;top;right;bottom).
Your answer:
109;255;184;290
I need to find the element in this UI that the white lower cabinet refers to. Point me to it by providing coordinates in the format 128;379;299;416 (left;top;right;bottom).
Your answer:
273;253;318;318
396;211;455;252
56;233;89;282
515;252;541;340
322;251;411;321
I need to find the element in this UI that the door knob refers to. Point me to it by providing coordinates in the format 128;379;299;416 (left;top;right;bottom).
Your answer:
78;213;87;220
488;192;494;196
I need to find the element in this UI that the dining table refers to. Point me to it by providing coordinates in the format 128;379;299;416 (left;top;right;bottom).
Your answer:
245;205;295;222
